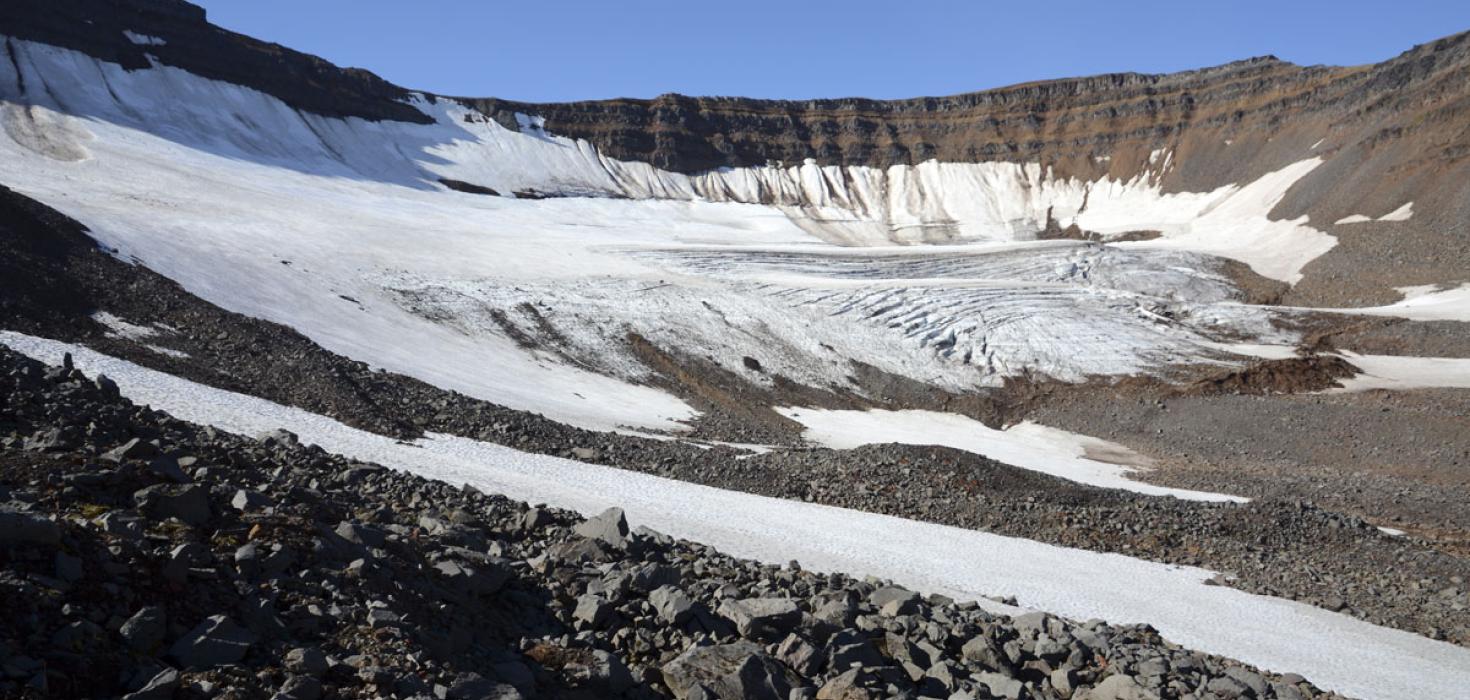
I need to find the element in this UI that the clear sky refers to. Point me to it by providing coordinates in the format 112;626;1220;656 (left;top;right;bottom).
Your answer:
192;0;1470;103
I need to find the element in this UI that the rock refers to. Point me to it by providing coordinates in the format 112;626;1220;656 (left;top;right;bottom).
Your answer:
284;647;329;676
573;507;629;548
0;506;60;547
868;586;920;616
231;488;273;511
570;447;600;460
563;649;634;695
122;668;180;700
120;606;167;652
718;598;801;640
1079;675;1161;700
777;633;821;676
334;521;386;548
662;642;793;700
1225;667;1269;697
816;667;873;700
54;551;83;581
1204;675;1251;699
103;437;159;462
573;594;614;629
133;483;211;526
650;585;697;625
168;615;256;669
521;507;553;531
975;671;1025;700
146;455;191;483
275;674;323;700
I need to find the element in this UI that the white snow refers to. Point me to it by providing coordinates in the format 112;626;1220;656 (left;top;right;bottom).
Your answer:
122;30;166;46
0;36;1331;416
1323;283;1470;323
91;311;158;340
1310;138;1325;150
777;408;1245;502
1329;352;1470;393
2;330;1467;700
1334;202;1413;226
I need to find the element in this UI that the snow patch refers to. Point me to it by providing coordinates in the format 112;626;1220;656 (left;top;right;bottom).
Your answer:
777;408;1245;502
122;30;166;46
1328;352;1470;393
1334;202;1413;226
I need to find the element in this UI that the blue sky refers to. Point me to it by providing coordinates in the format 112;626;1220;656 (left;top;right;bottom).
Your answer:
193;0;1470;102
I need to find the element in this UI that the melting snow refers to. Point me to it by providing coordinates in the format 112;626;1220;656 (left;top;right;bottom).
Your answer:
1334;202;1414;226
777;408;1245;502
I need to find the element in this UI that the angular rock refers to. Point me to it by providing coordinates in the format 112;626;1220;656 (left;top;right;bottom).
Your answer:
0;507;60;547
120;606;167;652
718;597;801;641
662;642;793;700
168;615;256;669
133;483;211;526
573;507;629;548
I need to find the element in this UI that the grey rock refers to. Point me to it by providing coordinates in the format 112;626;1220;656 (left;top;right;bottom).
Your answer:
168;615;256;669
103;437;159;462
573;507;629;548
1079;675;1161;700
133;483;211;526
232;489;273;511
975;671;1024;700
719;598;801;641
662;641;793;700
54;551;83;581
284;647;329;676
0;507;60;547
650;585;697;625
869;586;920;616
573;594;614;629
120;606;167;652
122;668;180;700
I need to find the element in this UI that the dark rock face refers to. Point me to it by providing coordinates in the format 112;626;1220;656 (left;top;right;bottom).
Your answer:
0;0;430;124
464;31;1470;183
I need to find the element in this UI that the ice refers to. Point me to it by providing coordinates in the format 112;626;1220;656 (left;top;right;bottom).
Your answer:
777;407;1246;502
2;330;1467;700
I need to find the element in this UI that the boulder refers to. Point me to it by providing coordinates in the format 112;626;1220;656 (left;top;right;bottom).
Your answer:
168;615;256;669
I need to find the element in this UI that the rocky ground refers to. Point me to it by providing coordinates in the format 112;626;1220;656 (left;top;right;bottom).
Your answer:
0;346;1352;700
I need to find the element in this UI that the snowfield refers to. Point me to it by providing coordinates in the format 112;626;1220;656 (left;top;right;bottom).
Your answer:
3;331;1468;700
0;36;1346;431
777;408;1246;502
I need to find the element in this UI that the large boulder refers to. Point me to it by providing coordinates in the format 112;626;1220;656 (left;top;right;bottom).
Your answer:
718;598;802;641
133;484;211;526
0;506;60;547
661;642;794;700
168;615;256;669
573;507;629;548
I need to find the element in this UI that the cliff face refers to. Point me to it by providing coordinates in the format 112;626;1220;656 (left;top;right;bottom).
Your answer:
0;0;430;124
465;32;1470;188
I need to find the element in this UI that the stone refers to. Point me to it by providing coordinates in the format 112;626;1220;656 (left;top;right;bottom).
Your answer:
103;437;159;462
275;674;323;700
816;667;873;700
0;507;60;547
133;483;211;526
122;668;180;700
650;585;697;625
662;642;793;700
146;455;191;483
573;507;629;548
573;594;614;629
284;647;329;676
1080;674;1161;700
975;671;1024;700
54;552;83;582
120;606;167;652
718;598;801;641
868;586;920;616
232;489;273;511
168;615;257;669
